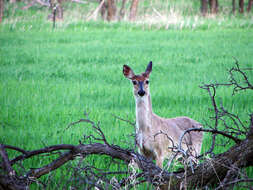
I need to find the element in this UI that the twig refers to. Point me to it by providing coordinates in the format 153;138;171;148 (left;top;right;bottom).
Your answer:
0;144;16;176
112;114;136;127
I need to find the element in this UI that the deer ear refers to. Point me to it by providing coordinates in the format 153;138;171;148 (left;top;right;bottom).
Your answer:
123;65;135;79
145;61;152;75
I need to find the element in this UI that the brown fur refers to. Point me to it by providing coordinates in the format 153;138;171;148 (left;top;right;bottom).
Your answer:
123;62;203;169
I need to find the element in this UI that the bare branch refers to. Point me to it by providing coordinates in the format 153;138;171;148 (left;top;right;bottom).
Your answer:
27;151;74;179
179;127;241;149
112;114;136;127
10;144;75;165
0;145;15;176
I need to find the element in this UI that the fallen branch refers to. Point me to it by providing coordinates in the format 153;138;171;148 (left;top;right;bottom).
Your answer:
1;60;252;190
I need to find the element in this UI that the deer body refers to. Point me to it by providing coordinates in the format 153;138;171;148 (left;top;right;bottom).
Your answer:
123;62;203;168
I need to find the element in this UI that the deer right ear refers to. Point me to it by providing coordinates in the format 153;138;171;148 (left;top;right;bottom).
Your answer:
123;65;135;79
145;61;152;76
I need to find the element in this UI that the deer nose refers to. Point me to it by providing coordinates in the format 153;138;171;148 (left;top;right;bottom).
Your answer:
138;90;145;96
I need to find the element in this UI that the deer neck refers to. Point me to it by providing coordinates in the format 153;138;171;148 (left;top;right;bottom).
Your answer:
135;94;153;132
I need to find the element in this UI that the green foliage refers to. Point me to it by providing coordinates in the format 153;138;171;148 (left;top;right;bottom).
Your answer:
1;0;253;31
0;1;253;188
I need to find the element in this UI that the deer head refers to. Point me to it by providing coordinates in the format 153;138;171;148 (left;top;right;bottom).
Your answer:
123;61;152;98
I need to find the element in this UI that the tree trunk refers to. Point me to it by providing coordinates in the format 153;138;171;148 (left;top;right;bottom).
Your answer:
48;0;63;23
107;0;116;21
239;0;244;13
247;0;253;12
0;0;3;23
100;0;106;20
201;0;208;16
171;137;253;189
129;0;139;21
232;0;236;14
119;0;127;20
57;0;63;20
215;0;219;13
209;0;218;14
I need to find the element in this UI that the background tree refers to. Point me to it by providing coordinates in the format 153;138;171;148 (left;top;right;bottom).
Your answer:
106;0;116;21
119;0;127;20
233;0;252;14
209;0;218;13
48;0;63;21
129;0;139;21
239;0;244;13
248;0;253;11
0;0;3;23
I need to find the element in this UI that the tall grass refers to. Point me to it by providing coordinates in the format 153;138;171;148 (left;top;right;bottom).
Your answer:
1;0;253;31
0;1;253;188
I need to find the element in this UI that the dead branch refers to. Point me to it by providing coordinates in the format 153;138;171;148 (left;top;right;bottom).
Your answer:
1;60;252;189
1;115;253;189
112;114;135;127
0;145;15;176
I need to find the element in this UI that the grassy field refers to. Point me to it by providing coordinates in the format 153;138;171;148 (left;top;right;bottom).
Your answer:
0;1;253;189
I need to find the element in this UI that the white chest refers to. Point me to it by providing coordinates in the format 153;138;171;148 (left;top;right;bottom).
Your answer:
135;96;152;150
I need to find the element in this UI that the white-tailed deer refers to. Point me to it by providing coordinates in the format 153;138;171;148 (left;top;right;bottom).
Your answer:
123;61;203;169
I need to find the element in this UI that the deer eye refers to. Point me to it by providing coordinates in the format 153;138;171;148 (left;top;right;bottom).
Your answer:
132;81;137;85
146;80;149;84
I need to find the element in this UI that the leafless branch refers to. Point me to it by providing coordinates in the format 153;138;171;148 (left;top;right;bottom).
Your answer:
1;61;252;190
0;145;15;176
112;114;136;127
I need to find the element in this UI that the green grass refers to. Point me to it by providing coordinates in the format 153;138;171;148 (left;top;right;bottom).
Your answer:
0;1;253;188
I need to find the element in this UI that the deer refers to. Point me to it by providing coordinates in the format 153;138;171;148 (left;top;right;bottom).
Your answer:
123;61;203;169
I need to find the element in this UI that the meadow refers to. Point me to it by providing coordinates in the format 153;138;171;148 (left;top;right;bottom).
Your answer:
0;1;253;188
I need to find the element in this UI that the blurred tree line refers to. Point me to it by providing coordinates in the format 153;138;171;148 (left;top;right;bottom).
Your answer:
201;0;252;15
0;0;252;23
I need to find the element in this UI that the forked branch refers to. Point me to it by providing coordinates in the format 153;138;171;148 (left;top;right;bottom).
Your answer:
1;60;252;190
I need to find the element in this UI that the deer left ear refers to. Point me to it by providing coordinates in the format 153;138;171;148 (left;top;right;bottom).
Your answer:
145;61;152;75
123;65;135;79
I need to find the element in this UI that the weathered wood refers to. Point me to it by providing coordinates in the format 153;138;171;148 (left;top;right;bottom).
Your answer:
107;0;116;21
239;0;244;13
248;0;253;12
209;0;218;14
201;0;209;16
129;0;139;21
119;0;127;20
0;0;3;23
232;0;236;14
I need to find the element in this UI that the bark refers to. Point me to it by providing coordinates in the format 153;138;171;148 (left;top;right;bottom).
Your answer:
0;0;3;23
1;127;253;189
106;0;116;21
57;0;63;20
100;0;106;20
119;0;127;20
201;0;208;16
209;0;218;14
215;0;219;13
171;136;253;189
247;0;253;12
129;0;139;21
48;0;63;22
239;0;244;13
232;0;236;14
